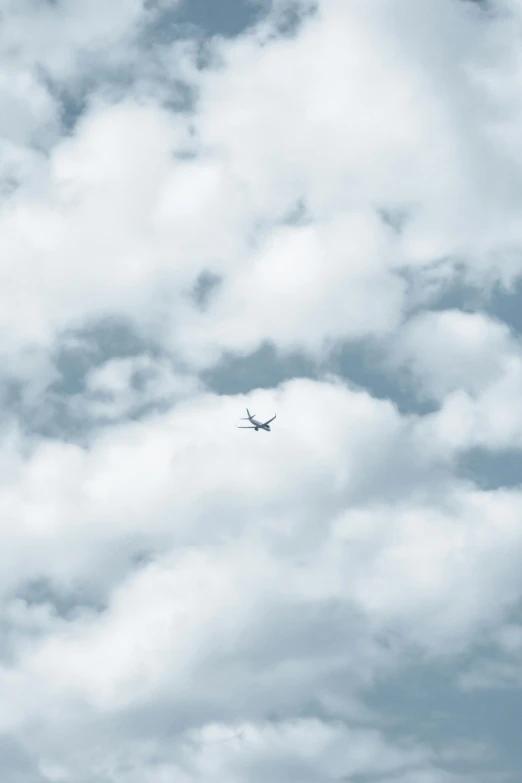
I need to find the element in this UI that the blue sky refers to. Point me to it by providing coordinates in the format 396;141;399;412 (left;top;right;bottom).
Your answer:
0;0;522;780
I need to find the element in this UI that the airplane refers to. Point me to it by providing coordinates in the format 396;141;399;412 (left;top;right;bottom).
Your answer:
237;408;276;432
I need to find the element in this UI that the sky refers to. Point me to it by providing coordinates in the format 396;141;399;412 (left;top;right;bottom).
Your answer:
1;0;522;780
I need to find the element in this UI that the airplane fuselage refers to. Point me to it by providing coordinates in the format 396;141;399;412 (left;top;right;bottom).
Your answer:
248;416;271;431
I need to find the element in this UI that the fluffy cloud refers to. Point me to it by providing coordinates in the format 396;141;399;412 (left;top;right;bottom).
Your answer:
387;309;516;402
0;378;517;781
396;315;522;454
1;0;522;780
0;0;151;80
5;0;522;371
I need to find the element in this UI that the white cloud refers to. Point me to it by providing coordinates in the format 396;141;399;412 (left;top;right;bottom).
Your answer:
1;0;522;779
417;361;522;455
387;310;517;401
5;0;522;371
0;0;151;80
31;717;473;783
71;354;200;420
172;720;436;783
175;212;405;364
383;308;522;454
0;379;517;781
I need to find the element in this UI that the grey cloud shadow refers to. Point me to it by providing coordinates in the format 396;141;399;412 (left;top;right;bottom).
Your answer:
396;254;522;334
203;340;436;416
365;664;518;779
202;342;316;397
150;0;261;39
15;577;107;620
54;317;154;396
488;280;522;336
150;0;318;41
192;270;222;309
0;736;47;783
3;318;188;442
457;449;522;490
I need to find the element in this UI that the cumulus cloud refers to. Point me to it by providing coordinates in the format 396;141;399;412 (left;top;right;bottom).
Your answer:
5;0;522;369
386;310;516;401
1;0;522;780
0;377;517;779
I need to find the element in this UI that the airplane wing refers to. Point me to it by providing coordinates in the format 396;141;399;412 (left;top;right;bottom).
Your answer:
237;425;257;428
261;414;277;425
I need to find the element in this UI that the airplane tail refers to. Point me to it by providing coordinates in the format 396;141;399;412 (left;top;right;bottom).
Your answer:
241;408;254;420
